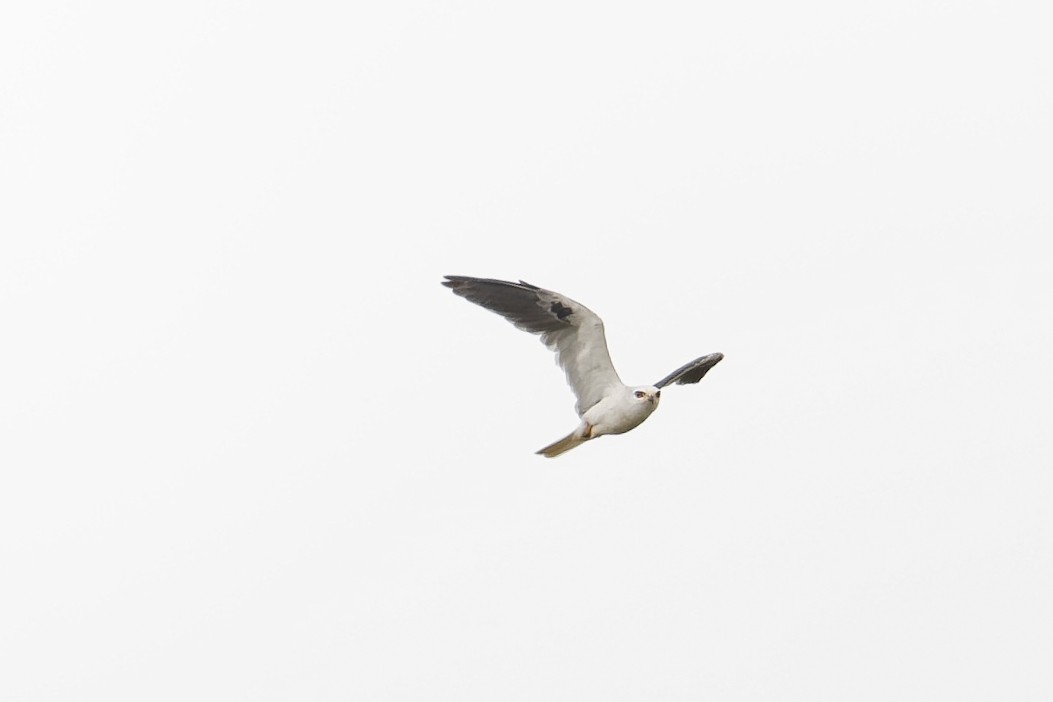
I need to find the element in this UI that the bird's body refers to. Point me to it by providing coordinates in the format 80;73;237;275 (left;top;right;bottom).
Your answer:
443;276;723;457
537;385;661;457
583;385;660;437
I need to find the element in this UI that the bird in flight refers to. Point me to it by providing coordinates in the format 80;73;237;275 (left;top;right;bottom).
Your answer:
443;275;724;457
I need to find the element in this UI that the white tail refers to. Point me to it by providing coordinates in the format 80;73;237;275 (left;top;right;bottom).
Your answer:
536;431;586;458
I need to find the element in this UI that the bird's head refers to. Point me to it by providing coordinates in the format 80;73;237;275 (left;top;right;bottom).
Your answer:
632;386;661;407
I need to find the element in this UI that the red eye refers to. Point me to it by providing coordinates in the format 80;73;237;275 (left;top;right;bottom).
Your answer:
634;391;645;398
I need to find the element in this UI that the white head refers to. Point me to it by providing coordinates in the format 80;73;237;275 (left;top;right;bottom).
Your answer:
632;385;661;407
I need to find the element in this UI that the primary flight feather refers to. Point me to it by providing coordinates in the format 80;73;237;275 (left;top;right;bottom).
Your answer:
443;276;724;457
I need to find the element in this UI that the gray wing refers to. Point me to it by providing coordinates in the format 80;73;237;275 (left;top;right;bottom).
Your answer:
443;275;624;416
653;352;724;389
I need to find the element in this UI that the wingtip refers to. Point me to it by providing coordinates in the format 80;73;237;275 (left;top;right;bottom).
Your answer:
653;351;726;388
442;276;542;294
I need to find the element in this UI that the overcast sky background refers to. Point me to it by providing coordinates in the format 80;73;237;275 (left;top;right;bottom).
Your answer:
2;1;1051;700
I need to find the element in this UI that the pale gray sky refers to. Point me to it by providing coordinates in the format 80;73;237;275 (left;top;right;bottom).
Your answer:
2;2;1051;700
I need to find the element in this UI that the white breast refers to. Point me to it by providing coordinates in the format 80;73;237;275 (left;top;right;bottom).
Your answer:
582;389;658;437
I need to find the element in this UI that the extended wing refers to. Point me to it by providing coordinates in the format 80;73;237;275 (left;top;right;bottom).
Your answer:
443;275;624;416
653;352;724;389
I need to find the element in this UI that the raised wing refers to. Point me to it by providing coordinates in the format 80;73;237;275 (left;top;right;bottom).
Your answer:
443;275;624;415
653;352;724;389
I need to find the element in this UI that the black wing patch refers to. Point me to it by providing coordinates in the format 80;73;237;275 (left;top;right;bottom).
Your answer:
653;352;724;389
550;300;573;320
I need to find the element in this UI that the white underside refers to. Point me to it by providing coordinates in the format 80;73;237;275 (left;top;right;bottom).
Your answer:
580;387;658;438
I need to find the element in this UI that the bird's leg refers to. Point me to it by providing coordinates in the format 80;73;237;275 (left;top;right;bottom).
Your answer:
584;423;594;439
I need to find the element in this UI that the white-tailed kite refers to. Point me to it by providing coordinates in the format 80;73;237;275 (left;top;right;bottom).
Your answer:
443;275;724;457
